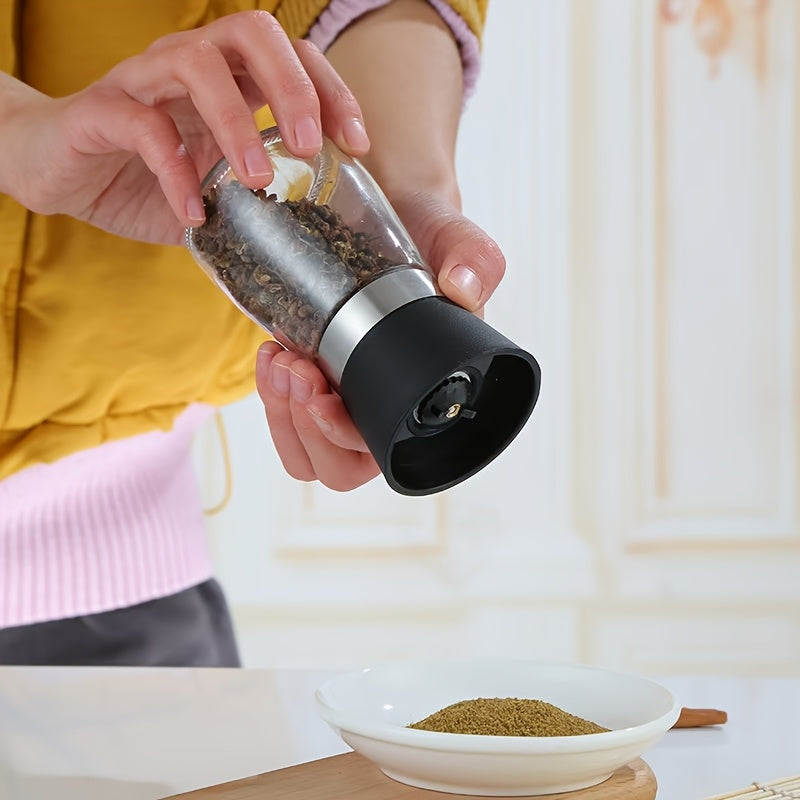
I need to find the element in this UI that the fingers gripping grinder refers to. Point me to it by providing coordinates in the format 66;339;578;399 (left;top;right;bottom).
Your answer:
187;127;541;496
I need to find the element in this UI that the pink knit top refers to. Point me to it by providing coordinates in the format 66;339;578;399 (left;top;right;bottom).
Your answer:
0;405;216;627
0;1;480;628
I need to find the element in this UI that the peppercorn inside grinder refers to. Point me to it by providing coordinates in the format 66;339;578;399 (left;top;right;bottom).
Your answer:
187;127;541;496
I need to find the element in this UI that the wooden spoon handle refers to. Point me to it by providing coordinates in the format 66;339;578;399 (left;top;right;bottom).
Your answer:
672;707;728;728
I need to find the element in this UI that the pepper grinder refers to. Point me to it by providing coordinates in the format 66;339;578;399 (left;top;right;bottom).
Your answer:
187;127;541;496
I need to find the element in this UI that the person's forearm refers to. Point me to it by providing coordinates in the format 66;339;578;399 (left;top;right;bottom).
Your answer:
0;72;49;200
324;0;465;209
0;71;40;122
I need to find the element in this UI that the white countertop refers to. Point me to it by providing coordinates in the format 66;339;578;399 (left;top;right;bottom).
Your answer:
0;667;797;800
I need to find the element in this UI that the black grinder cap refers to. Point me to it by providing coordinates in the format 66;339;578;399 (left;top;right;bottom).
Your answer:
338;295;541;495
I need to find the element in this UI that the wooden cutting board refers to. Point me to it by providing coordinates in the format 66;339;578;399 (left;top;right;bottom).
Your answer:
162;751;657;800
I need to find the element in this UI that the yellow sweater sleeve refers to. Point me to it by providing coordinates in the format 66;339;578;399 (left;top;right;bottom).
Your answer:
0;0;17;75
437;0;488;43
273;0;332;37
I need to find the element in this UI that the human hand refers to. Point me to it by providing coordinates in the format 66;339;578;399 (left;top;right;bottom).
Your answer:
0;11;369;245
254;190;505;491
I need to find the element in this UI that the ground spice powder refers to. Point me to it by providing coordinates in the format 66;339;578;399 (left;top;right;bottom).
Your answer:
408;698;609;737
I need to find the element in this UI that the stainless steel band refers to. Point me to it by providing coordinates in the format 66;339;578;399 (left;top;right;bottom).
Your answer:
317;268;439;387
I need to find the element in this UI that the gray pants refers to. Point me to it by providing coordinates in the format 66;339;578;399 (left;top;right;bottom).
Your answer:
0;579;240;667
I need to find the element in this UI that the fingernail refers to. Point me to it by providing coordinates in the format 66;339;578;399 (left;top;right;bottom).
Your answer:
244;143;271;179
256;344;274;372
343;118;370;151
289;369;313;402
186;194;205;224
294;116;322;151
444;264;483;307
271;362;290;396
307;405;332;432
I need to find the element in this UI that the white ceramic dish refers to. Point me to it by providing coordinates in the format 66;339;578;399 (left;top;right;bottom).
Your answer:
315;659;680;796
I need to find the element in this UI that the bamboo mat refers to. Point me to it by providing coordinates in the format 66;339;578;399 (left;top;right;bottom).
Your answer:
705;775;800;799
162;751;657;799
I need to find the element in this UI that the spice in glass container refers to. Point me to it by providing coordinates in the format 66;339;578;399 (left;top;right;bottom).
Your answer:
408;697;609;737
191;184;394;357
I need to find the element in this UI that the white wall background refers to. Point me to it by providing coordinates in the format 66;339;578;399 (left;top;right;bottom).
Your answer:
194;0;800;676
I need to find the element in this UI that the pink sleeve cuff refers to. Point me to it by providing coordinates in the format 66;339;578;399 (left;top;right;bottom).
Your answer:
307;0;482;100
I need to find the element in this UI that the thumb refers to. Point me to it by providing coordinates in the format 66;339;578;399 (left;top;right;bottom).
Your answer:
429;217;506;313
